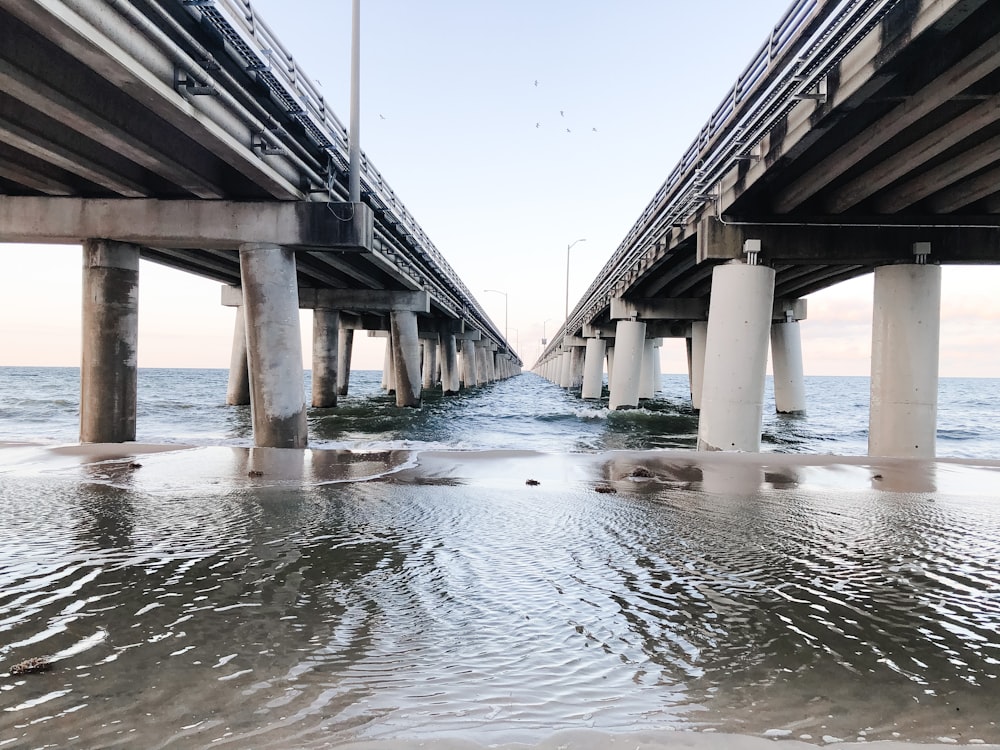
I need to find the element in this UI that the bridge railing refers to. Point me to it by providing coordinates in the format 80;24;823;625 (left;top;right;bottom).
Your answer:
184;0;516;359
549;0;895;360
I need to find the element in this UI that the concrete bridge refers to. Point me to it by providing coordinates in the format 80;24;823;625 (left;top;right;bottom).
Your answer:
535;0;1000;458
0;0;520;448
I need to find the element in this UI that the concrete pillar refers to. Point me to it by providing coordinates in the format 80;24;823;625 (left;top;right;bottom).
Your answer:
608;320;646;410
569;346;586;390
440;334;460;394
652;339;662;392
422;338;439;390
311;307;340;408
382;337;396;393
697;262;775;452
337;328;354;397
226;305;251;406
606;346;615;393
80;240;139;443
461;340;479;388
639;339;656;399
239;243;308;449
559;351;572;388
390;310;422;407
581;338;607;399
771;320;807;414
687;321;708;410
869;264;941;458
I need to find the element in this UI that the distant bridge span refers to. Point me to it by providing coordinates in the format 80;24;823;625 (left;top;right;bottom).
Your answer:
0;0;519;446
538;0;1000;458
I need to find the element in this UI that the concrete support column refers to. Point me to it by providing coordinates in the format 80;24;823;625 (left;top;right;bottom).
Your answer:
606;346;615;393
461;340;479;388
381;337;395;393
581;338;607;399
338;328;354;397
440;334;460;394
422;338;439;390
239;243;308;449
687;321;707;411
559;351;572;388
697;262;775;452
569;346;586;391
390;310;422;407
311;307;340;408
80;239;140;443
653;339;662;392
771;320;807;414
639;339;656;399
226;304;251;406
608;320;647;410
869;264;941;458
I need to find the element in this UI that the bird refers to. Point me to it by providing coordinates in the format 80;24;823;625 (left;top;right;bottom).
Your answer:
379;114;386;120
560;110;565;117
566;128;571;133
592;127;598;132
534;79;538;87
535;122;540;128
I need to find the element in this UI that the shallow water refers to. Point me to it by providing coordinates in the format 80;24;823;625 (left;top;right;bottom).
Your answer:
1;450;998;747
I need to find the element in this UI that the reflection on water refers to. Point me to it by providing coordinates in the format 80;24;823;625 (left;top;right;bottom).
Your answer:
1;457;999;748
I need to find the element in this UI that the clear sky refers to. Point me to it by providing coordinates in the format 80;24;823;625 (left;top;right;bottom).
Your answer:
1;0;998;377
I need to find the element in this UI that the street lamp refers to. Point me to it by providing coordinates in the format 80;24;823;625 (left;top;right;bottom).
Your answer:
484;288;508;343
565;238;587;322
541;318;552;345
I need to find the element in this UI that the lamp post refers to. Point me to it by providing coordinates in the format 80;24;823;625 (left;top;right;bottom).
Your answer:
541;318;552;345
565;238;587;323
484;288;508;343
348;0;361;203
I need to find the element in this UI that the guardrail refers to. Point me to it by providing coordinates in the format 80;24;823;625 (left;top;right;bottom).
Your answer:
179;0;516;359
542;0;900;363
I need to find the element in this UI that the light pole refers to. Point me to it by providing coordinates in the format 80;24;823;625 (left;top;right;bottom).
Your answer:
348;0;361;203
542;318;552;345
484;288;508;343
565;238;586;323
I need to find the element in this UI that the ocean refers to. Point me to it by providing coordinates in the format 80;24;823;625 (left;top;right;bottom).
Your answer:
1;367;999;749
0;366;998;458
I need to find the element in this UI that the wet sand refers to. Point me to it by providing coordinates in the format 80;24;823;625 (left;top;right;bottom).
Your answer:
2;441;999;749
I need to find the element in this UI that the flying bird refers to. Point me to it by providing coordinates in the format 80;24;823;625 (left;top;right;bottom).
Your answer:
379;114;386;120
536;122;540;128
560;110;565;117
534;79;538;87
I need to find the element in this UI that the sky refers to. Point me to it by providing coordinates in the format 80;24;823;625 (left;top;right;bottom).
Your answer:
1;0;998;377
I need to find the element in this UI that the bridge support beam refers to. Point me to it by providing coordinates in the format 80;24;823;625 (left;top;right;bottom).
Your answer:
80;239;139;443
606;346;615;393
559;351;572;388
771;319;807;414
390;310;422;407
337;328;354;397
440;334;460;394
569;346;586;391
869;263;941;458
381;336;396;393
239;244;308;449
698;262;775;452
687;321;707;411
609;320;646;410
226;304;251;406
582;338;607;399
421;337;439;390
311;307;340;408
639;339;657;399
461;340;478;388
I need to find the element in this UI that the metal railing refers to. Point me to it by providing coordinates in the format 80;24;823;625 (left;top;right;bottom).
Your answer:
177;0;516;359
542;0;901;362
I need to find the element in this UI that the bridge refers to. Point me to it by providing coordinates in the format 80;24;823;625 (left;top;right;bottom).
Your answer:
535;0;1000;458
0;0;520;448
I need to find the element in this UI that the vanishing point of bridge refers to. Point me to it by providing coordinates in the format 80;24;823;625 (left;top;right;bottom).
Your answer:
0;0;520;448
536;0;1000;459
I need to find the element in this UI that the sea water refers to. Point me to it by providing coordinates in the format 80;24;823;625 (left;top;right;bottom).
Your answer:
1;368;999;748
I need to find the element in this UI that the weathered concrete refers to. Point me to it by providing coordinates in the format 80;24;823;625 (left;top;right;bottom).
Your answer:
581;338;607;399
639;339;656;399
226;304;251;406
239;243;308;449
771;320;807;414
421;337;439;390
697;262;775;452
390;310;422;407
869;263;941;458
608;320;647;410
0;197;374;250
687;321;708;411
337;328;354;396
311;307;340;408
440;334;460;394
80;239;139;443
461;340;478;388
569;346;586;390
